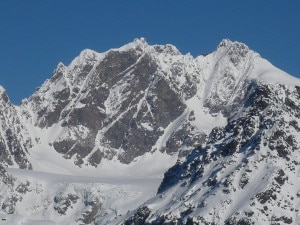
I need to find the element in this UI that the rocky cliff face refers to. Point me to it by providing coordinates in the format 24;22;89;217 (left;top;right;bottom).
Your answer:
20;39;189;166
0;87;32;169
0;38;299;225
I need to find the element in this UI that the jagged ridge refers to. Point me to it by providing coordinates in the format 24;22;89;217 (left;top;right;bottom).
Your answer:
16;38;280;167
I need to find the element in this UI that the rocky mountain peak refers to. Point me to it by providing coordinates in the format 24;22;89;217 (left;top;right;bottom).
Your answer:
74;48;101;65
216;38;252;67
0;85;10;104
12;39;299;168
0;85;6;94
133;37;148;48
217;38;249;51
53;62;66;75
218;38;233;47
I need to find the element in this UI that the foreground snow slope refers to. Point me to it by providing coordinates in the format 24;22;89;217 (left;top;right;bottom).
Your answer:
120;82;300;225
6;168;161;225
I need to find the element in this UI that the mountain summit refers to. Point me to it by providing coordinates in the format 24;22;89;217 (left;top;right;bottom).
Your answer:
0;39;299;224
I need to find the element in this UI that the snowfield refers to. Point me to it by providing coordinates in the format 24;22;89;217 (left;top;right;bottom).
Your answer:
3;149;177;225
5;168;162;225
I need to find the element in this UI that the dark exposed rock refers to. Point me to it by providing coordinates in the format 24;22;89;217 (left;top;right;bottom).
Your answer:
92;50;140;87
150;78;185;127
88;149;104;166
54;193;80;215
15;181;31;194
53;137;95;165
0;165;15;186
1;196;18;214
271;216;293;224
78;196;101;224
228;42;249;66
124;206;151;225
239;173;249;189
225;217;253;225
68;106;106;131
245;83;271;112
157;149;206;194
4;129;31;169
0;89;32;169
274;169;288;185
221;139;239;156
256;189;277;204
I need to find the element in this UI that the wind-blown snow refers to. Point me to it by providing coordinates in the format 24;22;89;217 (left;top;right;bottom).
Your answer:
251;57;300;86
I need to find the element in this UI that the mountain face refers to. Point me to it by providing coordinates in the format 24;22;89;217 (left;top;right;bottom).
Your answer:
124;82;300;225
0;38;299;225
18;38;266;167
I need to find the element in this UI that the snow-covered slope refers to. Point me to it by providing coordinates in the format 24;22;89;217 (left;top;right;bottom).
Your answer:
0;38;299;224
4;168;163;225
121;82;300;225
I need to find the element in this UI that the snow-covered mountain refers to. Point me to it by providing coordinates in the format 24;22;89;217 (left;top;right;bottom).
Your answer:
0;38;299;224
